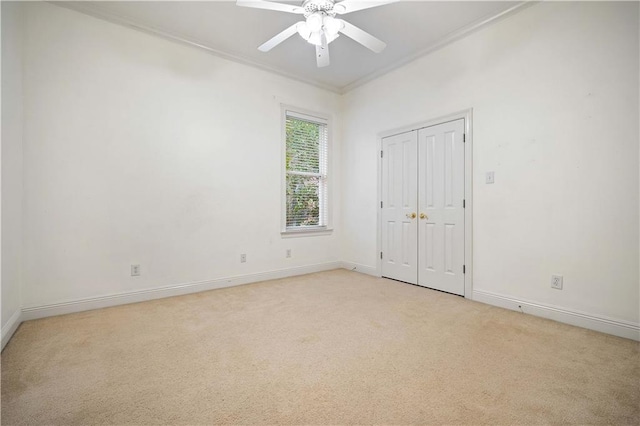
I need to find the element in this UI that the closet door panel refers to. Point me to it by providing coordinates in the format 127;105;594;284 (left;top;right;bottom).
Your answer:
418;120;465;295
381;131;418;284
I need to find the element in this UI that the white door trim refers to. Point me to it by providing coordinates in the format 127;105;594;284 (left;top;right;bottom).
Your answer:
377;109;473;298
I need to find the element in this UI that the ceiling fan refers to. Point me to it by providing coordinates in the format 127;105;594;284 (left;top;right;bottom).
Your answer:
236;0;397;67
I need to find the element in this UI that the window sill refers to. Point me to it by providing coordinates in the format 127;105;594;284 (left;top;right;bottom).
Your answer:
281;228;334;238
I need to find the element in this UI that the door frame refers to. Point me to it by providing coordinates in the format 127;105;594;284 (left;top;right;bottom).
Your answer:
376;109;473;298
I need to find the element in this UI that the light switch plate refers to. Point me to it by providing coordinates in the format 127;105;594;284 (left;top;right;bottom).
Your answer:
486;171;495;184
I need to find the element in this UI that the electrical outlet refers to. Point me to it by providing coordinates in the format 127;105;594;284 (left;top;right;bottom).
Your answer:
551;275;563;290
486;171;495;184
131;264;141;276
286;249;292;258
240;254;246;263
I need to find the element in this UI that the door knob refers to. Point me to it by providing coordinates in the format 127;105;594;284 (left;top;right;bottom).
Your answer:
420;213;428;220
406;212;417;219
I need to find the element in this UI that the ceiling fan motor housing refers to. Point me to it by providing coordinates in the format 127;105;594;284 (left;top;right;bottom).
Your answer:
302;0;338;18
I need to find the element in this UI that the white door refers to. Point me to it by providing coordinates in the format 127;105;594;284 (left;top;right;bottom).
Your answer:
417;119;465;295
381;130;418;284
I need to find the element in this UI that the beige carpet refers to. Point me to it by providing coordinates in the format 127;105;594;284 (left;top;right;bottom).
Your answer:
2;269;639;425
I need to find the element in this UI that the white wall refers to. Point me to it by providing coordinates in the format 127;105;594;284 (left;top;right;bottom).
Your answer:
21;2;341;308
1;1;24;335
341;2;640;324
7;1;640;336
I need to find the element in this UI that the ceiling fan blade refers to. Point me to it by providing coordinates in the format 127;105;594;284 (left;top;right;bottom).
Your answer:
333;0;398;15
338;20;386;53
258;22;301;52
316;37;330;68
236;0;304;14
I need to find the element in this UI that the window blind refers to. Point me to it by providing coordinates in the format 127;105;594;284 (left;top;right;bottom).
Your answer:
285;111;328;229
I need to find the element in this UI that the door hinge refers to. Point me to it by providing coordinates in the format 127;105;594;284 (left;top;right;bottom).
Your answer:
381;201;383;208
463;199;465;208
380;252;383;260
381;150;383;158
463;265;466;274
463;134;466;143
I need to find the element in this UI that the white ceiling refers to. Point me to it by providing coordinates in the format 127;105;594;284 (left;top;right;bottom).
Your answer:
58;1;526;93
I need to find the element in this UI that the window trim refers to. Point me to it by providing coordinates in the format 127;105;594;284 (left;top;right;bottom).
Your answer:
281;104;333;236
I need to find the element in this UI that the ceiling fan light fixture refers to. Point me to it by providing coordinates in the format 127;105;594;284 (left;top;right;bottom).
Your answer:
307;31;324;46
325;32;339;44
323;15;342;36
306;12;323;32
296;21;311;41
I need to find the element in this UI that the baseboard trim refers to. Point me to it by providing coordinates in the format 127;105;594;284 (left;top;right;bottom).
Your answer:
340;261;379;277
1;309;23;351
7;267;638;346
20;262;342;322
473;289;640;341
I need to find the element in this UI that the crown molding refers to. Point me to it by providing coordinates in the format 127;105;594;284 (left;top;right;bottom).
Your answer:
50;1;343;94
50;1;534;95
340;1;536;93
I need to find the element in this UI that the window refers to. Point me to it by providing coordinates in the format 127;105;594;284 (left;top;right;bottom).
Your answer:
283;108;329;233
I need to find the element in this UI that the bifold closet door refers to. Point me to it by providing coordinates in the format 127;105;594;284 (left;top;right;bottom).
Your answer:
417;119;465;295
381;130;418;285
